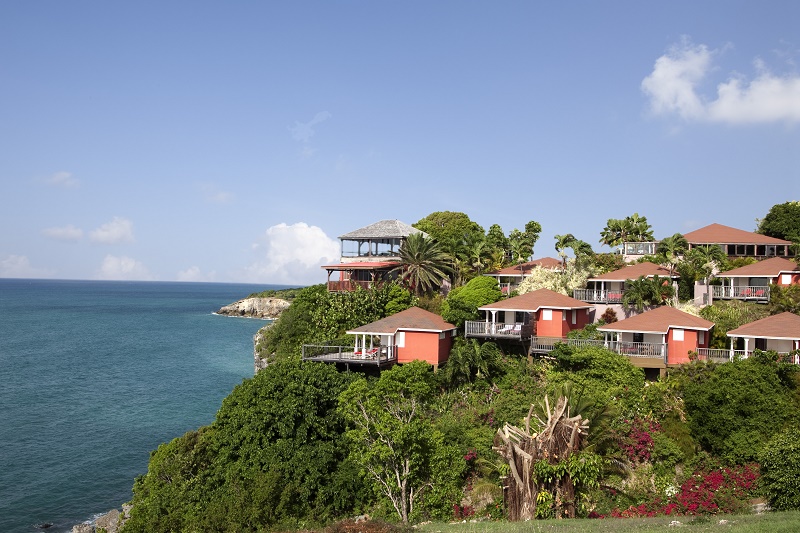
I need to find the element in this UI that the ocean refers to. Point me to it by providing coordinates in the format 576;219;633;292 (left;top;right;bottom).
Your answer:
0;279;284;533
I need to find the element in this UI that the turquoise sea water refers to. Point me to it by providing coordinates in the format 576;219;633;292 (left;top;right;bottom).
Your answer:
0;279;282;533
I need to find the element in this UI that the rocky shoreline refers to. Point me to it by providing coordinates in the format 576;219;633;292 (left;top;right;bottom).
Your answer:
215;296;290;319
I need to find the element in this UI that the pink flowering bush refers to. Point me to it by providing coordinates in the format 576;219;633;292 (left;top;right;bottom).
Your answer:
603;464;759;518
612;417;661;464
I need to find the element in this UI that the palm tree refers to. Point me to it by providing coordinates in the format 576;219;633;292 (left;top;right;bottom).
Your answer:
657;233;689;277
392;233;453;296
687;244;728;304
555;234;593;268
621;275;674;312
599;213;654;248
460;234;492;276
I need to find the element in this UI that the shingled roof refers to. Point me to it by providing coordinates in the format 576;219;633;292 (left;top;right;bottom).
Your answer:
347;306;455;335
727;312;800;340
479;288;592;312
589;261;675;282
339;220;425;240
718;257;800;278
683;223;791;245
598;306;713;334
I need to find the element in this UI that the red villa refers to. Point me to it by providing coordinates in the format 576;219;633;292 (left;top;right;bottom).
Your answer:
722;312;800;363
302;307;457;370
597;306;714;376
713;257;800;302
465;288;593;342
683;223;794;259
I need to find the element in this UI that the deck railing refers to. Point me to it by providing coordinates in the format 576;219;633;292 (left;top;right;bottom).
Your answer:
529;336;666;360
712;285;770;301
302;343;397;364
327;280;375;292
572;288;625;304
464;321;533;339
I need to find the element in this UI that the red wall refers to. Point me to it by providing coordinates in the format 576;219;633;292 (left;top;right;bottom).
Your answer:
397;330;453;365
535;308;591;337
667;328;707;364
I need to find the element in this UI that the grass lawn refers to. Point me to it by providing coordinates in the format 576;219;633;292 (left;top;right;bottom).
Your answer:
413;511;800;533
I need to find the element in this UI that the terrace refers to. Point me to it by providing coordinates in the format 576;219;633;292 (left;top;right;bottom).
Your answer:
301;342;397;368
572;288;625;304
711;285;770;302
464;320;533;340
529;336;667;359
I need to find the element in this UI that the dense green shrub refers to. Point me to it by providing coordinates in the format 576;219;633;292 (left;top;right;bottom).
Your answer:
675;357;798;463
440;276;502;328
759;426;800;510
124;360;363;532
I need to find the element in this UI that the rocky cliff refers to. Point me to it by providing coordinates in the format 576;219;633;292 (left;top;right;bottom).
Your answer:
216;297;290;319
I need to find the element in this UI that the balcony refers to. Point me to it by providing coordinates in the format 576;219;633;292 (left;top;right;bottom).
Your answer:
302;343;397;367
695;348;799;364
327;280;378;292
711;285;770;302
573;288;625;304
529;336;666;360
464;321;533;340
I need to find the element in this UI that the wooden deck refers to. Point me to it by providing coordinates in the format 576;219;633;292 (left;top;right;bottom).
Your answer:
301;344;397;368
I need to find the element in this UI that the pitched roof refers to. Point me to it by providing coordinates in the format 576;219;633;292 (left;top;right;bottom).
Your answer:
479;288;592;312
598;306;714;334
347;306;456;335
683;223;791;245
488;257;563;276
589;261;675;282
727;312;800;340
718;257;800;278
339;220;425;240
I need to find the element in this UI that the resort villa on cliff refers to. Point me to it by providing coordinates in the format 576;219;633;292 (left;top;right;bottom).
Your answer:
320;219;424;292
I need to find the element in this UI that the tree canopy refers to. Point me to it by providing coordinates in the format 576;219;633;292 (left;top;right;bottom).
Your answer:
758;201;800;244
599;213;654;248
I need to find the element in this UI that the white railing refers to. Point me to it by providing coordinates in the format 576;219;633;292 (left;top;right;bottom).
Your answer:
572;288;625;303
694;348;743;362
464;321;532;338
529;336;666;359
301;344;397;363
712;285;770;301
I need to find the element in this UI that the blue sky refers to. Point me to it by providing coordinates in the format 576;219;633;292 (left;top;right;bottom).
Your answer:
2;1;799;285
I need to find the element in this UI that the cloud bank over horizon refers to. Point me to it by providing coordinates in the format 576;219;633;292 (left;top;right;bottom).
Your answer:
241;222;340;286
642;38;800;124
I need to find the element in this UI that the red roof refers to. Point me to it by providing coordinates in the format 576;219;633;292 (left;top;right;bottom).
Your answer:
479;288;592;312
488;257;562;276
589;261;675;282
321;261;398;271
683;223;791;245
347;306;456;334
727;312;800;340
718;257;800;278
598;306;714;334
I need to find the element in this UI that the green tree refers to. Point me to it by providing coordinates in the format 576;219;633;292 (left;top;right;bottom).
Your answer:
392;232;453;296
758;201;800;245
621;275;674;312
599;213;654;248
413;211;485;251
507;221;543;264
768;284;800;315
440;275;502;328
675;356;798;463
441;337;503;387
125;360;361;531
759;426;800;510
339;361;462;523
656;233;689;278
687;244;728;304
485;223;509;262
554;234;593;268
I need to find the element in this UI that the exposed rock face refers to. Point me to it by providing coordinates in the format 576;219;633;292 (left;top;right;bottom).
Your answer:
216;297;290;319
253;326;271;373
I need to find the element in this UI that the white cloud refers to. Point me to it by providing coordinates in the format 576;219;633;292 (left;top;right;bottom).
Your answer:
42;224;83;241
242;222;340;285
95;255;152;280
90;217;134;244
45;171;80;188
0;255;54;278
289;111;332;142
177;266;217;282
642;38;800;124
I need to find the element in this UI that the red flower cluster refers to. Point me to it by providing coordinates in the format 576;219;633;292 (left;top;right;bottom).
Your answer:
453;504;475;520
603;464;760;518
614;417;661;463
463;449;478;462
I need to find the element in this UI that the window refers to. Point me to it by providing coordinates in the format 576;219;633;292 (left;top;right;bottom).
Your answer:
543;309;553;321
396;332;405;348
755;338;768;351
673;328;684;341
782;274;792;285
699;331;705;345
633;332;644;343
571;310;577;324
